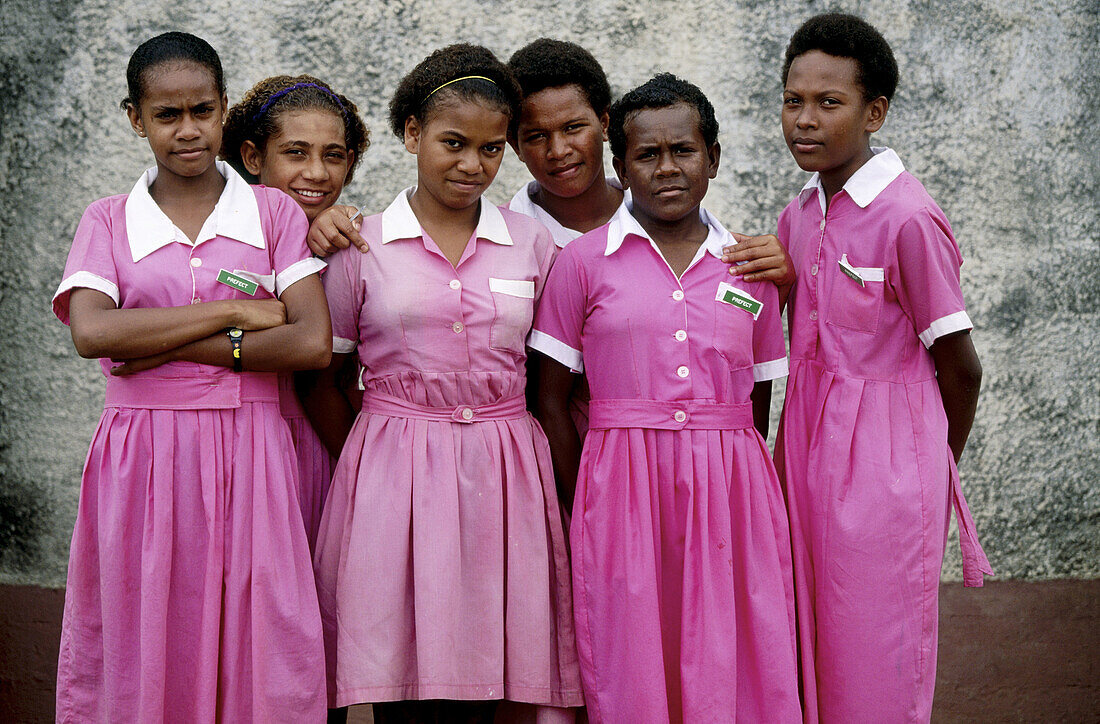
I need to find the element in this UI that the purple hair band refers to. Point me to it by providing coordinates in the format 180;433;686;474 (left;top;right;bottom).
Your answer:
251;82;346;125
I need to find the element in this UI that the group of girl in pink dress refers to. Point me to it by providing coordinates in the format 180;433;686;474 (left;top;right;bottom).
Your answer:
54;13;992;724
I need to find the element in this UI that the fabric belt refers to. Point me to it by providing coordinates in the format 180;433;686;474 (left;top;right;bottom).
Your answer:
361;390;527;424
104;371;280;409
588;399;753;430
951;470;995;587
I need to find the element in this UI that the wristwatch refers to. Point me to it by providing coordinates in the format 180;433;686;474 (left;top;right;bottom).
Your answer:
226;327;243;372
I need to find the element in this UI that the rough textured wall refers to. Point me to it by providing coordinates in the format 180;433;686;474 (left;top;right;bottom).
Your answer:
1;0;1096;587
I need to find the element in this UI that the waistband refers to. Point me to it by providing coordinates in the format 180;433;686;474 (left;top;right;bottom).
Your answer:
588;399;753;430
362;389;527;424
951;466;994;587
277;373;306;418
104;372;280;410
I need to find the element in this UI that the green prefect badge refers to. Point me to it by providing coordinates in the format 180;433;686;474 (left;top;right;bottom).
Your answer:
217;269;259;296
715;282;763;320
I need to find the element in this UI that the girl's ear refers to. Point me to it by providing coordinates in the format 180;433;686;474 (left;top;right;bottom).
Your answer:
220;94;229;124
240;141;264;177
599;111;610;142
343;149;357;185
707;140;721;179
126;103;145;138
865;96;889;134
611;155;629;190
403;116;422;154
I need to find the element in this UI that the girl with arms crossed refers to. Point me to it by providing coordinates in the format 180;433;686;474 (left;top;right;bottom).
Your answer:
53;32;329;721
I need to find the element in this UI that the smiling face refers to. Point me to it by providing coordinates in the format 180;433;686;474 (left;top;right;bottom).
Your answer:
241;109;352;222
404;97;510;213
613;102;720;228
513;84;608;199
782;50;887;192
127;61;226;182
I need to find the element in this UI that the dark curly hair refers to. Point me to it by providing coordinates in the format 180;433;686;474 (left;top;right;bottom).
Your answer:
507;38;611;114
121;31;225;111
388;43;521;139
782;13;899;102
221;75;370;184
608;73;718;159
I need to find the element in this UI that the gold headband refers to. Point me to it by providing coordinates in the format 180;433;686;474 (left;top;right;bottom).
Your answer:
424;75;497;103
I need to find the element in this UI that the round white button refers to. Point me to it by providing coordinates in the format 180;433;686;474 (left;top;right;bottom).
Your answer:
809;310;818;320
452;321;464;333
810;264;818;276
449;279;461;290
677;366;689;378
673;410;687;422
461;408;474;420
192;298;201;304
672;290;684;301
190;258;202;268
674;330;687;342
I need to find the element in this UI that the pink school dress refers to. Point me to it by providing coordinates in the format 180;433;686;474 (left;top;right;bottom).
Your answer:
51;162;328;722
278;374;335;551
529;204;802;723
776;148;993;722
312;188;583;714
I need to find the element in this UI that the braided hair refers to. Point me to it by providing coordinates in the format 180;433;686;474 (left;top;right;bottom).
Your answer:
221;75;370;184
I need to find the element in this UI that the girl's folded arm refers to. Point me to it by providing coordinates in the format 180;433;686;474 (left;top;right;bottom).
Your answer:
67;287;286;360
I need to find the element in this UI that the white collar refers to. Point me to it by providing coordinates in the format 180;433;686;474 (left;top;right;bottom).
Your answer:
798;147;905;215
604;201;728;261
509;176;627;249
381;187;513;246
124;160;264;263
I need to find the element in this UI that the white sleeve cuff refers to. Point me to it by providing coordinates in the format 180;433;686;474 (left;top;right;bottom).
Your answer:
919;310;972;348
752;357;789;382
527;329;584;373
275;257;327;297
332;336;356;354
54;271;120;307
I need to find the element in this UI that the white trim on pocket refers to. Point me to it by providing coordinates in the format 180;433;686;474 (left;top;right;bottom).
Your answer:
232;269;277;294
488;277;535;298
852;266;885;282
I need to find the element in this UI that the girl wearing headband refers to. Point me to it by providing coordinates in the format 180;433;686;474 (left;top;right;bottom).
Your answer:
222;75;369;553
306;44;582;722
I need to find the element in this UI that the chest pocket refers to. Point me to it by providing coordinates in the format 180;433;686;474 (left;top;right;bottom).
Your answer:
826;257;885;334
712;283;759;369
488;277;535;356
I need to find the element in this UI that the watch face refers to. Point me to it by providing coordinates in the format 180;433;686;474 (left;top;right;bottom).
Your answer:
229;329;243;339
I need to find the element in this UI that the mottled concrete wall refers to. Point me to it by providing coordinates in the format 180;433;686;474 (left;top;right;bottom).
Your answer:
2;0;1096;587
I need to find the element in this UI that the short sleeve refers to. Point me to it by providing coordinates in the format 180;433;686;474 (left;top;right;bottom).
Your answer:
890;208;972;348
531;222;560;302
53;200;121;325
529;244;586;372
322;246;362;354
750;280;789;381
264;189;326;297
776;204;793;250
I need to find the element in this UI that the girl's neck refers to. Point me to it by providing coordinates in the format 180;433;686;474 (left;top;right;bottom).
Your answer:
408;187;480;268
635;207;709;278
819;144;875;210
533;175;623;234
149;162;226;209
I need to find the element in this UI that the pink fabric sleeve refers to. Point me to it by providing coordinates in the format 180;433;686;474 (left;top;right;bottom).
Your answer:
890;208;972;348
262;188;326;297
321;246;362;354
531;222;560;303
776;205;793;250
529;244;586;372
53;199;120;325
750;280;788;381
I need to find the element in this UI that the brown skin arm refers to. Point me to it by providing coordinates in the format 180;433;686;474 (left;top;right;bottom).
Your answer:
930;330;982;463
306;205;369;257
299;351;357;459
533;352;581;511
109;275;331;374
722;233;796;286
68;287;286;360
751;380;773;440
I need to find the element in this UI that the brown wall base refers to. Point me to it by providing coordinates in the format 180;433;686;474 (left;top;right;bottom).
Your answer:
2;581;1097;723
